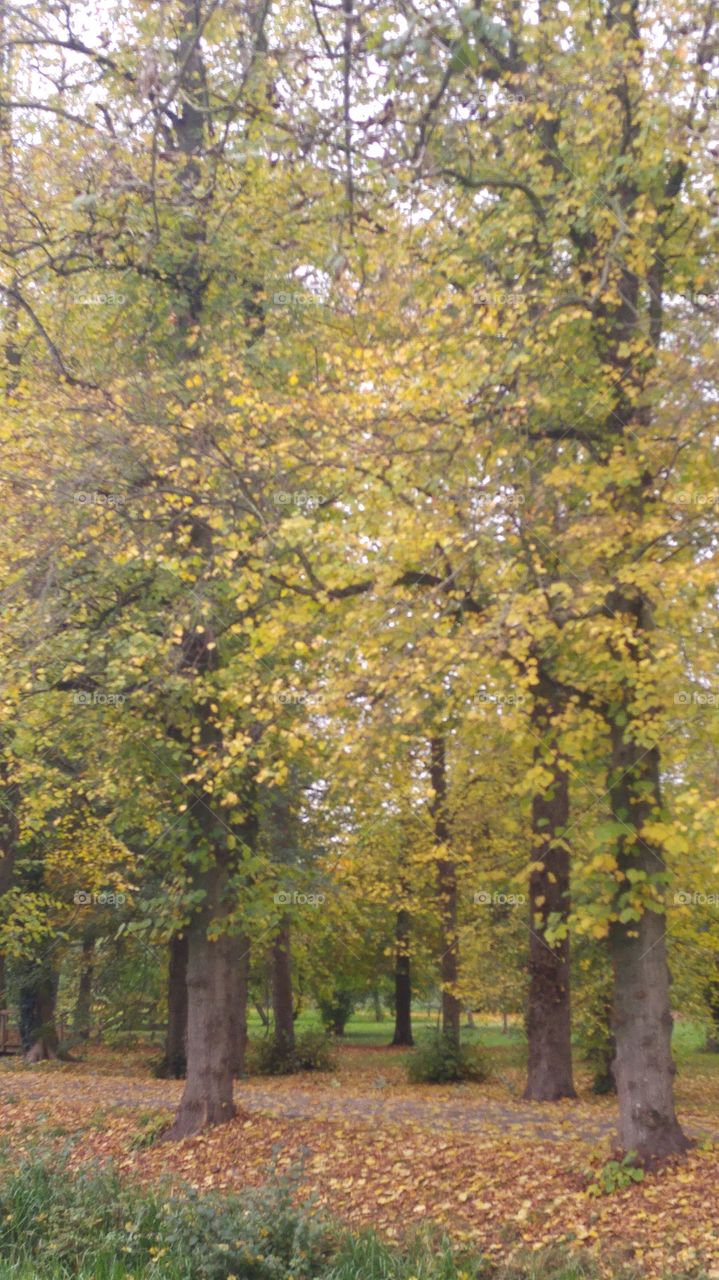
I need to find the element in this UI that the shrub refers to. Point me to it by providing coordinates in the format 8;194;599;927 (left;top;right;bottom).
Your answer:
249;1035;293;1075
0;1151;330;1279
294;1028;337;1071
318;989;355;1036
585;1152;645;1197
249;1029;337;1076
406;1034;489;1085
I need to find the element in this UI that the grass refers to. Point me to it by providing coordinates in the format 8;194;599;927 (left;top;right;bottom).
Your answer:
243;1009;526;1047
0;1152;711;1280
53;1006;713;1069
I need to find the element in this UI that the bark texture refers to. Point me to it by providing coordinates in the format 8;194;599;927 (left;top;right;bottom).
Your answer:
167;864;238;1138
74;934;95;1042
524;681;575;1101
271;916;295;1057
162;933;188;1078
0;763;19;1018
20;959;59;1062
232;934;250;1074
608;722;689;1159
430;735;460;1047
391;906;413;1046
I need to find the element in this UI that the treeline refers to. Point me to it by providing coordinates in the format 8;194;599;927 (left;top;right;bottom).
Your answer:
0;0;717;1162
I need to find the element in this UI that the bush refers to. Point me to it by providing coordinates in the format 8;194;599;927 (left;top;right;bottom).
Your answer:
0;1151;330;1279
249;1028;337;1076
406;1034;489;1085
318;989;355;1036
294;1028;337;1071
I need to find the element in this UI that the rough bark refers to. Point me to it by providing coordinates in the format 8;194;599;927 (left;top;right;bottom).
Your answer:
161;933;188;1078
166;861;237;1139
20;959;59;1062
430;735;460;1047
73;934;95;1042
592;996;617;1095
271;916;295;1057
222;934;244;1078
264;782;299;1060
524;680;575;1101
233;934;250;1074
705;957;719;1051
608;720;689;1160
391;906;413;1046
0;762;19;1020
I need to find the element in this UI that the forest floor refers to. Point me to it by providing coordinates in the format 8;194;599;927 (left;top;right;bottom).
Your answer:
2;1040;719;1279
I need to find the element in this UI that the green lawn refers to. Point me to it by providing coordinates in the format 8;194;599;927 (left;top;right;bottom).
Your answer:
245;1007;527;1047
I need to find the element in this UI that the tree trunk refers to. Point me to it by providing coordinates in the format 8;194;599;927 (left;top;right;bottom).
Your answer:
233;934;250;1074
592;995;617;1094
430;735;460;1047
0;762;19;1022
222;933;249;1077
271;916;295;1058
524;681;575;1101
167;868;238;1138
608;724;689;1160
331;1003;351;1036
320;989;354;1036
74;934;95;1042
391;906;413;1046
254;999;270;1029
161;933;188;1078
20;958;59;1062
705;955;719;1051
